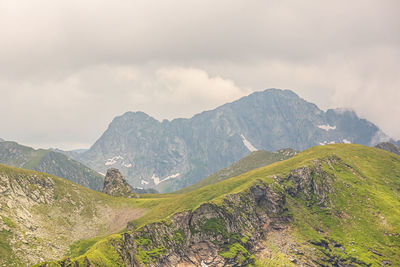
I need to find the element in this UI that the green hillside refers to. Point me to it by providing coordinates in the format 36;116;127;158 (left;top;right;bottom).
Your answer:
177;148;297;193
0;141;104;191
0;164;163;266
38;144;400;266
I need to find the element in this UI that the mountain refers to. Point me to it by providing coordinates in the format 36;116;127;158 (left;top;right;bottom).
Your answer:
75;89;387;193
102;168;137;198
177;148;297;193
40;144;400;266
0;164;147;265
50;148;88;159
0;138;4;142
375;142;400;155
0;141;103;191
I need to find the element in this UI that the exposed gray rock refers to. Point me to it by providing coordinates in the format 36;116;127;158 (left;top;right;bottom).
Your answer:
375;142;400;156
76;89;386;192
102;168;136;198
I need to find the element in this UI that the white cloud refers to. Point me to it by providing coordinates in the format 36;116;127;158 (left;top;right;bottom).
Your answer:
0;65;247;149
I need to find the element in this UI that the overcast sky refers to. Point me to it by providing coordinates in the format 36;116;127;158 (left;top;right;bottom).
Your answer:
1;0;399;149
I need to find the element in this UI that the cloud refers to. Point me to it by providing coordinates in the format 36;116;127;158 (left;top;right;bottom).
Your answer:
0;65;246;149
0;0;399;148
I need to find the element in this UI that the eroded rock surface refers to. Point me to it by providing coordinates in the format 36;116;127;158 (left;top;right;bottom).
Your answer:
102;168;136;198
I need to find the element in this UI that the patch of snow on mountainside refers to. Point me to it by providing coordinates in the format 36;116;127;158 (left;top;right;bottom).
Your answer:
240;134;257;152
319;141;336;145
105;155;123;166
122;162;132;168
141;180;149;185
152;174;160;185
318;124;336;131
343;139;351;144
161;173;180;183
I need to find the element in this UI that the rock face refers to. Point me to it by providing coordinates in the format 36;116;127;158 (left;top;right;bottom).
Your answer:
76;89;389;192
375;142;400;156
102;168;136;198
0;141;103;191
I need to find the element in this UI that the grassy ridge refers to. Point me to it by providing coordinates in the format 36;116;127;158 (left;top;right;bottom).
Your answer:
44;144;400;265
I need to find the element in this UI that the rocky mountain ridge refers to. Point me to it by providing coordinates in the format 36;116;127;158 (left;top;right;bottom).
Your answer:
375;142;400;155
0;141;103;191
75;89;390;193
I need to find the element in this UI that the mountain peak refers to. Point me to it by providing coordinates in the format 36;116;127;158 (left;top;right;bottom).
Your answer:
102;168;136;198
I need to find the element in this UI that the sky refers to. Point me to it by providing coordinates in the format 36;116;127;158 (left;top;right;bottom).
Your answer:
0;0;399;150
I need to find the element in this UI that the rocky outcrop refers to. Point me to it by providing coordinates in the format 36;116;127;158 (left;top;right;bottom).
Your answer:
375;142;400;156
282;159;335;208
102;168;136;198
0;168;56;264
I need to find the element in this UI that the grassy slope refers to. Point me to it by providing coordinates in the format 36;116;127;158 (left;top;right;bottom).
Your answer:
176;148;297;194
0;164;166;265
43;144;400;266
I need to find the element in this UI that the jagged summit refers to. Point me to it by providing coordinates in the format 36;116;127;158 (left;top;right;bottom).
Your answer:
74;88;390;193
102;168;136;198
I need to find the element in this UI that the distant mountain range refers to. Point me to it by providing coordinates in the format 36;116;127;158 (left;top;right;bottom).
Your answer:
72;89;393;192
0;141;103;191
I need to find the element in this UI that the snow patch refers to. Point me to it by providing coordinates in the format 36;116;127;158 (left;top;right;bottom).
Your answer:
141;180;149;185
318;124;336;131
319;141;336;145
161;173;180;183
240;134;257;152
105;155;123;166
201;261;209;267
343;139;351;144
122;162;132;168
151;174;161;185
151;173;180;185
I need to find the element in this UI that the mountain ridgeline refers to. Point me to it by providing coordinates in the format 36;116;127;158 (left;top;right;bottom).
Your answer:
0;141;103;191
75;89;388;192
